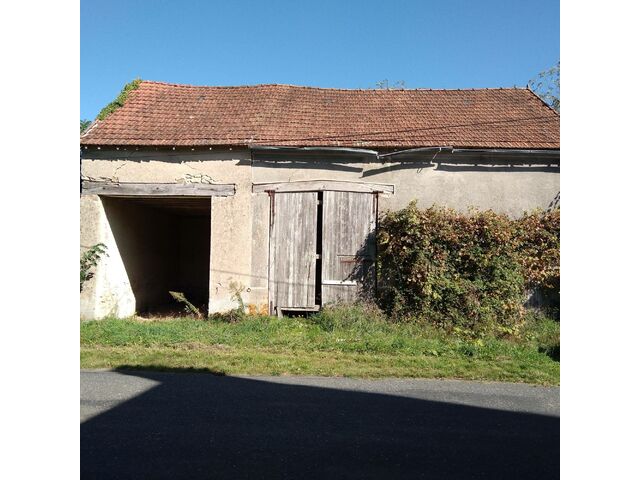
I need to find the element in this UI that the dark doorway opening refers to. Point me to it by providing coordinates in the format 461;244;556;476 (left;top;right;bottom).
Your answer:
101;196;211;316
314;191;323;306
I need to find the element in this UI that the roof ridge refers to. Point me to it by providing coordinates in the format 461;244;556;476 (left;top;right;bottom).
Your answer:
139;80;530;92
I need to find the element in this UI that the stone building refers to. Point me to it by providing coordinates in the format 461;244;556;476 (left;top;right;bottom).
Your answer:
80;81;559;319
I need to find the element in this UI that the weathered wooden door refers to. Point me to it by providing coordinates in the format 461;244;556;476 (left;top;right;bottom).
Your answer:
321;191;376;305
269;192;318;313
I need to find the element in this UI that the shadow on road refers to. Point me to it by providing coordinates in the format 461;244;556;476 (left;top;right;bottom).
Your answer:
81;369;559;479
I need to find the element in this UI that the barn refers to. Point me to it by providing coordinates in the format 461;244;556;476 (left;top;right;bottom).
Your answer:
80;80;559;319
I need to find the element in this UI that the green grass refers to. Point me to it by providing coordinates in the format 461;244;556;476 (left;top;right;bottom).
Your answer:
81;308;559;385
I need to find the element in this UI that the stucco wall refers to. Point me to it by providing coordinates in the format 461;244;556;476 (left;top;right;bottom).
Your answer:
251;153;560;216
81;147;264;317
80;146;559;318
80;194;136;319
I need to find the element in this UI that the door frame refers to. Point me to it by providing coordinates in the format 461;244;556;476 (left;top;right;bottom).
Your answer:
253;179;393;195
260;180;394;316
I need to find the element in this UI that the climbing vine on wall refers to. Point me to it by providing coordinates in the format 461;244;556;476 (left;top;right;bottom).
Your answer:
80;243;108;292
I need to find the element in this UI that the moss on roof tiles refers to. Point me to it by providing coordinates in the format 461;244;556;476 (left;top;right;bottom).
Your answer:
96;78;142;121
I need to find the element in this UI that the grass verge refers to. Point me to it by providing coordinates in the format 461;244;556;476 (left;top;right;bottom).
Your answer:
81;312;559;385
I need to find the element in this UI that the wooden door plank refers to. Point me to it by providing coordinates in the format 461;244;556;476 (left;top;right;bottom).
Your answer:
270;192;318;310
321;192;376;305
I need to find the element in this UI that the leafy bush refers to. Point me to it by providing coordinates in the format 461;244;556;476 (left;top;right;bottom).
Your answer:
80;243;107;292
376;203;559;337
515;209;560;290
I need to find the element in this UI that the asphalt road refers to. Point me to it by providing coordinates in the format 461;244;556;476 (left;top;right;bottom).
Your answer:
81;370;559;479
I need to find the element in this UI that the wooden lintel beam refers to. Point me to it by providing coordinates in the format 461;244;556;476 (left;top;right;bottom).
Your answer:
252;180;394;194
81;181;236;197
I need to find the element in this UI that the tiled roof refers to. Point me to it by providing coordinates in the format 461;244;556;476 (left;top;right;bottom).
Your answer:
81;81;560;149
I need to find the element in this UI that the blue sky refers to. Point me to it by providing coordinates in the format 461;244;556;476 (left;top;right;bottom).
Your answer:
81;0;559;120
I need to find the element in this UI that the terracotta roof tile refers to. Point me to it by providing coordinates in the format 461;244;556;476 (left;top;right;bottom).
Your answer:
81;81;560;149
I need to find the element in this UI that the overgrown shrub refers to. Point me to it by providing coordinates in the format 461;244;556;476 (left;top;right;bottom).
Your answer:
516;209;560;314
376;202;559;337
